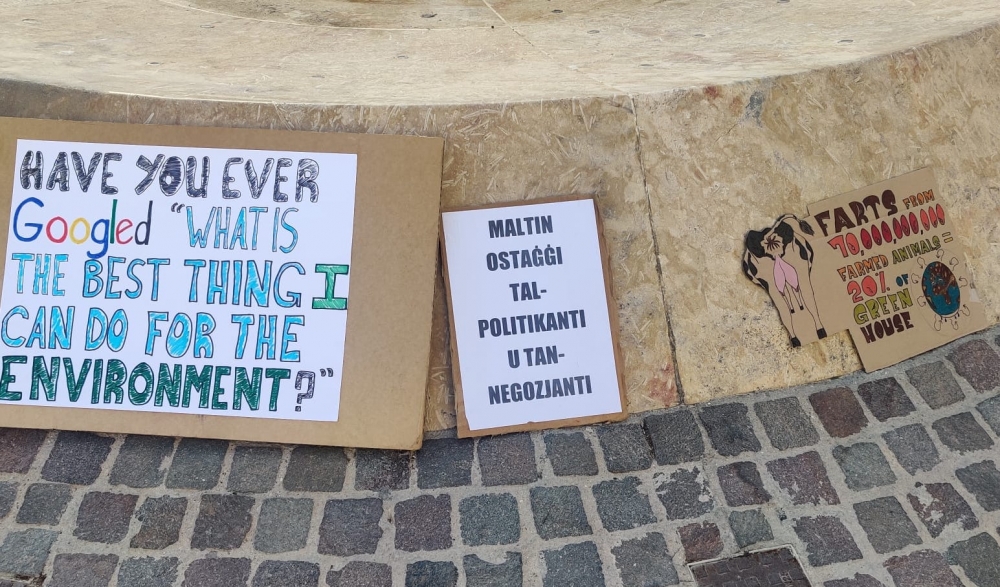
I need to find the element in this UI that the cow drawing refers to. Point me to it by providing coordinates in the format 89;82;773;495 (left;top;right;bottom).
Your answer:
743;214;827;347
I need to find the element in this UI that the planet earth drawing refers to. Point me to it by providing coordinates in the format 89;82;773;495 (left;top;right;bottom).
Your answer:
921;261;961;316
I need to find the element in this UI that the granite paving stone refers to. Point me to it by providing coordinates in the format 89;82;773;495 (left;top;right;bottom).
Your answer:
530;485;592;539
416;438;473;489
283;446;348;492
852;496;921;554
644;410;704;466
131;496;187;550
183;557;252;587
74;491;139;543
117;557;179;587
544;431;598;476
16;482;71;525
459;493;520;546
931;412;995;453
228;445;282;493
728;510;773;549
906;482;978;537
191;494;254;550
41;431;114;484
754;396;819;450
884;550;962;587
824;575;886;587
809;387;869;438
699;403;762;456
326;562;392;587
766;451;839;505
254;497;313;553
678;521;723;562
165;438;228;490
691;549;809;585
253;561;321;587
612;532;679;587
0;528;58;576
947;339;1000;392
654;467;714;520
319;498;384;555
906;361;964;408
477;433;538;486
832;442;896;491
354;449;410;491
955;460;1000;511
792;516;863;567
0;327;994;587
978;395;1000;436
882;424;941;474
395;494;451;551
0;483;16;520
405;561;458;587
543;541;605;587
591;476;656;532
857;378;916;421
716;461;771;506
946;532;1000;587
596;423;653;473
48;553;118;587
464;553;522;587
109;435;174;488
0;429;46;474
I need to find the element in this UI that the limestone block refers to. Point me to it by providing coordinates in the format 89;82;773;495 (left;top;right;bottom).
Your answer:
637;25;1000;403
0;0;605;104
183;0;499;29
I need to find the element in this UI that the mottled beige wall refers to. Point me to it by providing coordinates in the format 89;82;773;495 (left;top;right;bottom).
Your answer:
0;24;998;431
638;25;1000;403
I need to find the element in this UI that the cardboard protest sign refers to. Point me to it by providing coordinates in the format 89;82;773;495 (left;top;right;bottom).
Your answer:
0;117;443;449
441;196;627;437
741;214;829;347
806;168;986;371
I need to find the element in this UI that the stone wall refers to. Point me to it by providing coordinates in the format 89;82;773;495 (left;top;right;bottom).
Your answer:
0;3;998;431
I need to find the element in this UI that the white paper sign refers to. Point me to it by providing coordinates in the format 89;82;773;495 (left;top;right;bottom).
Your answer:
0;139;357;421
442;199;624;432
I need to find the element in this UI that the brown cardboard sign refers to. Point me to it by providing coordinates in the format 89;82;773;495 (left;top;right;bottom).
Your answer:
806;168;987;371
440;196;627;437
0;116;442;449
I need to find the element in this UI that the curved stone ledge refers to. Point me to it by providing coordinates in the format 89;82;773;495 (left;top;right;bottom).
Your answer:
1;1;998;431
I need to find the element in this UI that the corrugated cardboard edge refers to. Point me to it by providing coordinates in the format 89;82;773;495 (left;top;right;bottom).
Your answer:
440;195;629;438
0;117;444;449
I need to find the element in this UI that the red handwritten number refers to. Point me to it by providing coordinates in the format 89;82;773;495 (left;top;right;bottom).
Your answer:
828;235;847;257
847;281;863;303
862;276;878;297
879;271;886;293
845;232;861;255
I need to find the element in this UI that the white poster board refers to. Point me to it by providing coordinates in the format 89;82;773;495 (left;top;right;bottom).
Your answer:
2;138;356;422
441;196;627;436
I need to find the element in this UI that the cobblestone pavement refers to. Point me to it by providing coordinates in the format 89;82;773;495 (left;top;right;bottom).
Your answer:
0;329;998;587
